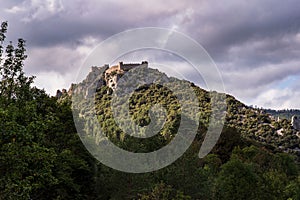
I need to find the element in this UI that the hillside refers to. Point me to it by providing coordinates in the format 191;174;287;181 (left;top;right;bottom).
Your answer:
70;63;300;160
65;62;300;199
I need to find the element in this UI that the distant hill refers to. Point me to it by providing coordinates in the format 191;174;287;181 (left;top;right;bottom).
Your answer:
263;108;300;120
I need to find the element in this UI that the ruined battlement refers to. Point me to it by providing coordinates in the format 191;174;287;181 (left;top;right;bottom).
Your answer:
118;61;148;71
105;61;148;74
104;61;148;90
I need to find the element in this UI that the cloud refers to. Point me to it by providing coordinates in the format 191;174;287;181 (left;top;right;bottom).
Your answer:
3;0;189;47
25;35;100;75
5;6;26;14
223;60;300;89
32;70;74;95
5;0;64;22
251;88;300;109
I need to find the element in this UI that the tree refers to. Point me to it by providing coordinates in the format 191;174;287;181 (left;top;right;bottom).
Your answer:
0;21;97;199
138;182;191;200
215;157;261;200
0;22;34;101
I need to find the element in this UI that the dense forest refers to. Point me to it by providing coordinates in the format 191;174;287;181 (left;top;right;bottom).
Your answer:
0;21;299;199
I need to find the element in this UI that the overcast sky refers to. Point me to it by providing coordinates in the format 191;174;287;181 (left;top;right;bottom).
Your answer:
1;0;300;109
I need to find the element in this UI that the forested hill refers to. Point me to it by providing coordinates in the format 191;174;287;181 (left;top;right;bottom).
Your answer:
71;64;300;159
1;21;300;199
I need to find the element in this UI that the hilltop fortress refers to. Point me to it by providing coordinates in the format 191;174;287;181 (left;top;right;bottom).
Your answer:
104;61;148;90
57;61;148;99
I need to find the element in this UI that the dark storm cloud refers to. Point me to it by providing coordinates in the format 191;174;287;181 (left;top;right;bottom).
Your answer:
169;0;300;108
4;0;299;67
183;0;300;68
2;0;182;48
1;0;187;75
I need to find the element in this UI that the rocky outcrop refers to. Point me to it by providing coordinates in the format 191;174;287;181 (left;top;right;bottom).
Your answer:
291;115;300;130
74;66;107;98
56;90;63;98
56;89;67;98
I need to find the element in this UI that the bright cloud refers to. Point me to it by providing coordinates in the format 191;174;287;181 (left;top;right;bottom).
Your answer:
5;0;64;22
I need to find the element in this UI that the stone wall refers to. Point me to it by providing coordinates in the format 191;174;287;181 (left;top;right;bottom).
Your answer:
104;61;148;90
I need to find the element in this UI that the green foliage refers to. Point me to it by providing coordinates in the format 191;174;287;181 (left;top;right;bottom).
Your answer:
215;157;260;200
0;22;97;200
138;182;191;200
0;27;34;101
77;59;300;199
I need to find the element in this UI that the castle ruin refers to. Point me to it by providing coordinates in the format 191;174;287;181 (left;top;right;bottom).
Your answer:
104;61;148;90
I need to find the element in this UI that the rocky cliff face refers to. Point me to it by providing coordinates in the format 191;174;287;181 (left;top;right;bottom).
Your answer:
56;65;107;99
292;115;300;130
